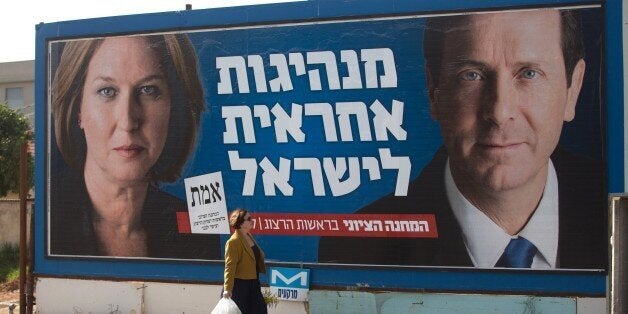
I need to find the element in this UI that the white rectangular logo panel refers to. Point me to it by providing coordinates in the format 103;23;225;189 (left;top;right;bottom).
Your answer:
184;171;230;234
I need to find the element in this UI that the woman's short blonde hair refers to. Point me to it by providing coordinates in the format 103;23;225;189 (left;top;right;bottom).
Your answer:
52;34;205;182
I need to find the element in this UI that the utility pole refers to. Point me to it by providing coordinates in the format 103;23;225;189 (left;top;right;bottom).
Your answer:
19;143;27;314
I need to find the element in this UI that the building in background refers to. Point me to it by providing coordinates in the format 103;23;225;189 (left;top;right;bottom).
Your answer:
0;60;34;128
0;60;34;246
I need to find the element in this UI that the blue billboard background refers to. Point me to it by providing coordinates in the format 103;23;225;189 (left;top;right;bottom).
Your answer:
158;10;602;263
163;17;440;262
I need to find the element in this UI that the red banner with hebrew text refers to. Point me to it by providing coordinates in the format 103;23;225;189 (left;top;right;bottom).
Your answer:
178;212;437;238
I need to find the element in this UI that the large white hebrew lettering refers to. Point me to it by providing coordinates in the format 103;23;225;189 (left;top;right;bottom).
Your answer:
216;48;397;94
222;100;406;144
228;150;411;196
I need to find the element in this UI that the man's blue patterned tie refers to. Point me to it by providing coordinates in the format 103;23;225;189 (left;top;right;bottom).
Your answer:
495;236;537;268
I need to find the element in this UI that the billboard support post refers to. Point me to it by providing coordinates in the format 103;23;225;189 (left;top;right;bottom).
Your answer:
19;143;27;314
610;196;628;313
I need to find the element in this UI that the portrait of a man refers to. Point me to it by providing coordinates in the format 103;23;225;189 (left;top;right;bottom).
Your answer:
318;9;607;269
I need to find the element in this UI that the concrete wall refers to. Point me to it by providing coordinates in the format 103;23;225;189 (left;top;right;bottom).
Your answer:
35;278;306;314
308;291;605;314
34;278;605;314
0;198;32;246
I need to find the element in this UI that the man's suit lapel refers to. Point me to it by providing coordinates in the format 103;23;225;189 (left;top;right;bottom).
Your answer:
430;199;471;267
419;148;473;267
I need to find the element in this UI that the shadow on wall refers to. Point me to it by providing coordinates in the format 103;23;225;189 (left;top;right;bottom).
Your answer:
0;196;33;246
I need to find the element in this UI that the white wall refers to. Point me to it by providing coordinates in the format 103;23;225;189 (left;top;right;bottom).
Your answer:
35;278;307;314
34;277;604;314
0;199;32;245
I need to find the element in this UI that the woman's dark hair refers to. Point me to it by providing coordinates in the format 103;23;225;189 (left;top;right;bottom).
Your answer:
423;9;584;88
52;34;205;182
229;209;248;230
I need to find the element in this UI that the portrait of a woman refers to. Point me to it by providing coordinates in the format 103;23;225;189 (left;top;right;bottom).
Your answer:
49;34;220;259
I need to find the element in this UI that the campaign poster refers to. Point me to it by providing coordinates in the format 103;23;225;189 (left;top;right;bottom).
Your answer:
46;6;605;271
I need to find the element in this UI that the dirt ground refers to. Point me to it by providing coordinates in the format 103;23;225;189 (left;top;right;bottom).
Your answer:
0;280;18;303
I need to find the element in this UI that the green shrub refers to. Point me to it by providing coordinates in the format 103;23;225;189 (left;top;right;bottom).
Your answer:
0;243;19;282
5;268;19;282
263;288;279;308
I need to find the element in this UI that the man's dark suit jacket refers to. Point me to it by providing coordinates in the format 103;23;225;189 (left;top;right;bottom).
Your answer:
318;147;607;269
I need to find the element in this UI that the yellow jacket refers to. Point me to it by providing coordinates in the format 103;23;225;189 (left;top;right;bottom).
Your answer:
223;230;266;292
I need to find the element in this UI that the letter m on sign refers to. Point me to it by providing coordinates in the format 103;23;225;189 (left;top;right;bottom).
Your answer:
270;267;310;289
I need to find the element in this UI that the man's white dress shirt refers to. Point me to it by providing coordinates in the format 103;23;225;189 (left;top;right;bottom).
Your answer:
445;160;559;269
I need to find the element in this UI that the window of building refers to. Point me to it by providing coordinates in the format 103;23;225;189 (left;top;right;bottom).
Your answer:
6;87;24;109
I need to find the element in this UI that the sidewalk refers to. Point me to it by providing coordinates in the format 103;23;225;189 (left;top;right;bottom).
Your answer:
0;301;19;314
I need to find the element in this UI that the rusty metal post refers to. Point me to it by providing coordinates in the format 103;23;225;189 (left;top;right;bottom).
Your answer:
27;202;34;313
19;143;27;314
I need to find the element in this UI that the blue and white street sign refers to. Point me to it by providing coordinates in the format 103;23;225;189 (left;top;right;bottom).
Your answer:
269;267;310;302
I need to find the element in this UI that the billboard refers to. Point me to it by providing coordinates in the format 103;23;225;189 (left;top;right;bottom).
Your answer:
36;1;619;294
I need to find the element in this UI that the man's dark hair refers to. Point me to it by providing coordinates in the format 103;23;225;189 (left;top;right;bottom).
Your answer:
423;10;584;87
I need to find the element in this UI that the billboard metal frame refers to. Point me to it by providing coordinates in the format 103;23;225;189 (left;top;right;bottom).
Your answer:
34;0;623;296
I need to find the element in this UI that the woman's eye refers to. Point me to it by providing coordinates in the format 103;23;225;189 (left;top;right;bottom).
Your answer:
138;85;159;96
97;87;117;98
460;70;482;81
521;69;538;79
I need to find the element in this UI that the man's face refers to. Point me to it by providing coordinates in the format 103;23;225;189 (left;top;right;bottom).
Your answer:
429;10;585;194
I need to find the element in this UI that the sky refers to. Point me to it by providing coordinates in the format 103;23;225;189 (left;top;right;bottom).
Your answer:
1;0;299;63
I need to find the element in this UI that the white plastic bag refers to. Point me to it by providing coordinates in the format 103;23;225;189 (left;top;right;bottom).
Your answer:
211;297;242;314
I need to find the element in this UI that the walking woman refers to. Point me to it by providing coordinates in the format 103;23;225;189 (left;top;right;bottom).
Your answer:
222;209;267;314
